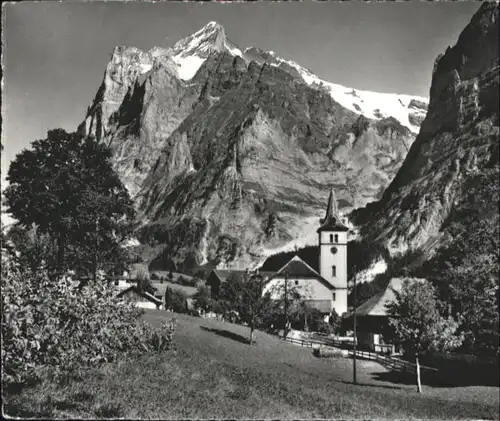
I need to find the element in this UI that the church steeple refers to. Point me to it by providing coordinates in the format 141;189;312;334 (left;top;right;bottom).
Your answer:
317;188;349;232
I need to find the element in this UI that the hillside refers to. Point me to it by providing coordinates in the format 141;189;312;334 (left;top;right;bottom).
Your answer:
6;312;498;419
78;22;428;272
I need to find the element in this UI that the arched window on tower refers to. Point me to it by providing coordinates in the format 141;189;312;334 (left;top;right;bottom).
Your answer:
330;234;333;243
332;265;336;277
334;234;338;243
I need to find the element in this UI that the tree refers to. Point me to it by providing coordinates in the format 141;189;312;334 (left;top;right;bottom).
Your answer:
4;129;135;276
220;272;273;344
136;270;155;295
261;276;305;337
387;280;463;393
193;285;212;314
164;287;188;314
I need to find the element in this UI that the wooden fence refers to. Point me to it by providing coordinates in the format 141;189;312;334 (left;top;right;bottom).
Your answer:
284;336;438;375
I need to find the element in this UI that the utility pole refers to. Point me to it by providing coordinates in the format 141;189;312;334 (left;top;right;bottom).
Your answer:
93;218;99;282
283;271;288;340
352;264;357;385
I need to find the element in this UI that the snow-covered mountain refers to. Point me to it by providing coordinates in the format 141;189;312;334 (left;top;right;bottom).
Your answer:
79;21;429;271
98;22;428;132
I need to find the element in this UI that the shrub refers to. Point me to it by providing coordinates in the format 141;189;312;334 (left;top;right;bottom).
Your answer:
176;275;197;287
164;287;189;314
313;346;348;359
1;253;175;388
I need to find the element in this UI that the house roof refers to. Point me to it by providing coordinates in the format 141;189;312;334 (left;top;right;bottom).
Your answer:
151;282;198;297
211;270;248;283
267;255;335;290
210;269;276;283
117;286;163;306
317;188;349;233
354;277;427;317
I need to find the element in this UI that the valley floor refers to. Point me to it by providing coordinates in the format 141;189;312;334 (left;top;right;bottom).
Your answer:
5;311;499;419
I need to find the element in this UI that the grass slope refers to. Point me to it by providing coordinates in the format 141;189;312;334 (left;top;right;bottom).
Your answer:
5;311;499;420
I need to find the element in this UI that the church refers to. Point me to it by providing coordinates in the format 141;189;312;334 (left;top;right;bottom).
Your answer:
207;188;350;320
262;188;349;319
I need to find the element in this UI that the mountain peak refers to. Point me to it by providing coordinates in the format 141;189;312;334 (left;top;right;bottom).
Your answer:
170;21;243;80
172;21;227;58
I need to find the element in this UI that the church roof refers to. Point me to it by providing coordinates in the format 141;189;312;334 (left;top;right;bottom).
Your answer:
317;188;349;232
267;255;335;290
209;269;276;284
354;277;427;317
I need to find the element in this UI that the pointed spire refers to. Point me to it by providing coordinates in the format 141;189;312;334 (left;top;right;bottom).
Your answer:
320;188;338;224
317;188;349;232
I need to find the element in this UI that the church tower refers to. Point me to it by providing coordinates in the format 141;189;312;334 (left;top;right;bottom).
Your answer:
317;188;349;316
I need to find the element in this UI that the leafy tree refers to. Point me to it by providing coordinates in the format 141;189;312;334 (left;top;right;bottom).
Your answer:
260;278;305;337
5;224;58;274
164;287;188;314
193;285;212;314
220;272;273;344
387;280;463;393
136;270;155;295
1;253;175;388
425;166;499;356
4;129;135;276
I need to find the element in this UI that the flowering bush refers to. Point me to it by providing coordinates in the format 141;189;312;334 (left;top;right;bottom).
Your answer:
1;251;175;387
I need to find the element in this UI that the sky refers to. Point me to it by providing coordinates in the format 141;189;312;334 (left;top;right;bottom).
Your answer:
1;0;481;187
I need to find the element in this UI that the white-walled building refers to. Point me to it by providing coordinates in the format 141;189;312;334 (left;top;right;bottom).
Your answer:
264;189;349;318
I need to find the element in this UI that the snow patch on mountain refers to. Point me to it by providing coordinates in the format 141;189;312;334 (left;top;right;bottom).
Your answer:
140;63;153;74
267;54;428;134
172;55;206;80
224;41;243;58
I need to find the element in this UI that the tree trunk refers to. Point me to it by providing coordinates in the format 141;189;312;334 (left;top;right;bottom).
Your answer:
416;354;422;393
249;327;254;345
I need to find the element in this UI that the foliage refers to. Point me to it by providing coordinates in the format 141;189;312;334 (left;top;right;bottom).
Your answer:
1;253;175;388
4;129;135;275
136;270;155;295
220;272;273;344
177;275;197;287
425;166;500;356
5;224;58;275
260;280;304;335
387;280;463;357
259;246;318;272
192;285;212;313
164;287;189;314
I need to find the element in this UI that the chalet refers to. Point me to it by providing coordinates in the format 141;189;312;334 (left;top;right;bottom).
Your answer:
117;286;164;310
351;277;426;352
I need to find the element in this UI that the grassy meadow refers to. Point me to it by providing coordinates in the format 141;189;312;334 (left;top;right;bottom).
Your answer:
4;311;499;419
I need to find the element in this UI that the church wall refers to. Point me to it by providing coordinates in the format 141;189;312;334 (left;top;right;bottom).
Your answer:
263;276;334;310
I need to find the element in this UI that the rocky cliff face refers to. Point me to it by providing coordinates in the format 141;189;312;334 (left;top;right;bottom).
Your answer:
79;21;428;271
352;2;499;257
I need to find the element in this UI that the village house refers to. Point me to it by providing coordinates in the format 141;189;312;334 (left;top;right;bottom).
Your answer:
350;277;426;353
117;285;164;310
